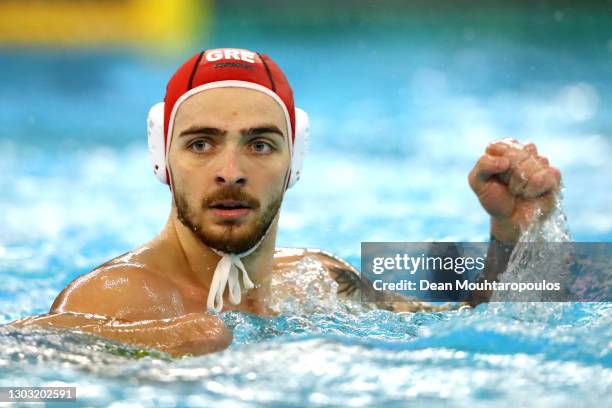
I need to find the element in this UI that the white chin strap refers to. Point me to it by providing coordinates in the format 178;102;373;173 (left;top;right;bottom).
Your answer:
207;251;256;312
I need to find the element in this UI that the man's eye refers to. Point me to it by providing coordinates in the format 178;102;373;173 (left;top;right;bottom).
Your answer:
189;140;211;153
251;140;274;154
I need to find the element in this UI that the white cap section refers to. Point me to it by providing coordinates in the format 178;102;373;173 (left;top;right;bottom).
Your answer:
146;102;168;183
289;107;309;188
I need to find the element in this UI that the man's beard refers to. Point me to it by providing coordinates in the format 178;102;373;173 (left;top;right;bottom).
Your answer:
174;185;283;254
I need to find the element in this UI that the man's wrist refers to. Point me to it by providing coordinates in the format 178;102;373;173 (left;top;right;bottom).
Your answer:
489;233;516;252
490;218;520;243
468;235;516;307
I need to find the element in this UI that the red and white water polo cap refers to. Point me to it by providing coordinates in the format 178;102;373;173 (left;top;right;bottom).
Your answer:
147;48;309;189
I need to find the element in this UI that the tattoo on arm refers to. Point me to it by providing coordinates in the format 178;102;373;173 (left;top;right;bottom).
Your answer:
331;266;392;307
330;266;459;313
331;266;362;296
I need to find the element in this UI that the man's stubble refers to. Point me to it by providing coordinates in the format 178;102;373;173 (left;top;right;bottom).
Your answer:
174;184;283;254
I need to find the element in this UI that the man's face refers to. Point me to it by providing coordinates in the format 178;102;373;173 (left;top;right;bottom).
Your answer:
167;87;290;254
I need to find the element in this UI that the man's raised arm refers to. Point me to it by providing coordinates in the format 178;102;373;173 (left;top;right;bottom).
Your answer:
466;138;561;306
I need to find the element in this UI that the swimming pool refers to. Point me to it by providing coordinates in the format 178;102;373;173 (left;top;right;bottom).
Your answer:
1;5;611;407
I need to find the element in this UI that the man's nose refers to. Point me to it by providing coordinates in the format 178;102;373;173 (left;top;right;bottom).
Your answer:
214;146;247;187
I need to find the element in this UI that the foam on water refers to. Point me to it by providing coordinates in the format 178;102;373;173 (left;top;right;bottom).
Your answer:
0;302;610;407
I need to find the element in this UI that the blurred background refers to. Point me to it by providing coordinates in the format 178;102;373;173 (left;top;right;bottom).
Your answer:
1;0;611;317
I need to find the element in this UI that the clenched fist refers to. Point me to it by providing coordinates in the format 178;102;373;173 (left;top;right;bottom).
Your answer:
468;138;561;242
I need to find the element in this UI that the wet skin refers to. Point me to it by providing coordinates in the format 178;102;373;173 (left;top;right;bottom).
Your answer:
13;246;361;357
12;89;561;356
13;88;367;356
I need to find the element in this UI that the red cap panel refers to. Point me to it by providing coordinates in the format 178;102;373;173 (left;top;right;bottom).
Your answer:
163;48;296;150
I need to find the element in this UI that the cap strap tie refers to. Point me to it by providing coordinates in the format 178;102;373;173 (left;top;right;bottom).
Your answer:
207;253;255;312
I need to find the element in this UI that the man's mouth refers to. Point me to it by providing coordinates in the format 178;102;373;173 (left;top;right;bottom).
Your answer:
209;200;252;220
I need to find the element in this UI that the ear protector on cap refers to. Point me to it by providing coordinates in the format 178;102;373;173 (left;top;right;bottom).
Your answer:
290;107;309;187
146;100;309;188
147;102;167;183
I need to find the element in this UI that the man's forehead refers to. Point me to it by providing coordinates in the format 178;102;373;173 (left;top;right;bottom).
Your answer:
170;88;291;149
178;88;285;117
172;87;287;136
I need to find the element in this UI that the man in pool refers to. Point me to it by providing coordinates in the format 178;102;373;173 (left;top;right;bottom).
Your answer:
14;49;561;356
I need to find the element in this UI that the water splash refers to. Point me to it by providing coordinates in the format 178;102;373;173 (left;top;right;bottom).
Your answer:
518;192;571;243
266;256;340;315
494;193;574;301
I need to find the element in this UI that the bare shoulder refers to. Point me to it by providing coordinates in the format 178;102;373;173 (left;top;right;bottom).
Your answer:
274;247;362;297
51;251;184;320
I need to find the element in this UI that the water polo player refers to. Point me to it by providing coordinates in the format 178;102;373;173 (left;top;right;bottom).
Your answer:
13;48;561;356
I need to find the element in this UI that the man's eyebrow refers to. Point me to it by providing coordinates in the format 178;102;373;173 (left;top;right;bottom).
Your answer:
241;125;285;139
178;126;227;137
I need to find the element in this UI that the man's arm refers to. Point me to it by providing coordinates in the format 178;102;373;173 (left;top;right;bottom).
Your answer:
466;139;561;305
10;266;231;356
11;311;231;357
311;242;520;311
312;250;453;312
466;236;515;306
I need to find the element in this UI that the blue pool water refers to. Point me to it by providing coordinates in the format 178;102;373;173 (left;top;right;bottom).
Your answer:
1;18;611;407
